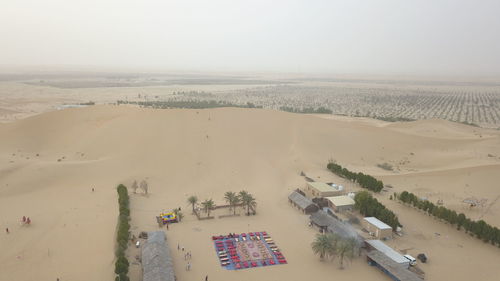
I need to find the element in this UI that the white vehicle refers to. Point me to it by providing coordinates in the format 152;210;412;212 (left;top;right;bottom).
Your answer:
404;254;417;266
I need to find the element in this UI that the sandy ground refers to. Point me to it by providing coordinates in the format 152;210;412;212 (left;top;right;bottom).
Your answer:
0;81;264;122
1;105;500;281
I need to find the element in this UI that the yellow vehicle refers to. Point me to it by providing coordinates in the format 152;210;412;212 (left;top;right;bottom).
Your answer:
160;212;178;224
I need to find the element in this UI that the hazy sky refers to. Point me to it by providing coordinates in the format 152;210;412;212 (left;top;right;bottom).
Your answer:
2;0;500;75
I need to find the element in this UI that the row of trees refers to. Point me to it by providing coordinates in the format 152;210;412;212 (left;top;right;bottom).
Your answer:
117;100;261;109
327;161;384;192
354;191;401;230
311;233;359;269
115;184;131;281
397;191;500;247
187;190;257;217
279;106;333;114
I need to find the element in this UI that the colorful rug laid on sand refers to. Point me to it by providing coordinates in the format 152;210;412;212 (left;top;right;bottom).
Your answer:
212;231;287;270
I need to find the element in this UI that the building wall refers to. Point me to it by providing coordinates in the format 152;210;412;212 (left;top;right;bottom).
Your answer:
328;201;353;212
304;184;343;198
362;220;392;239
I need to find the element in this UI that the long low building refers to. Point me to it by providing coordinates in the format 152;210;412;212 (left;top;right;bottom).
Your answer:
367;251;422;281
365;240;409;267
142;231;175;281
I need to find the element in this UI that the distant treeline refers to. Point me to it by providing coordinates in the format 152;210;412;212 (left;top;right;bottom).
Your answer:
279;106;332;114
117;100;261;109
115;184;131;281
79;101;95;106
373;116;415;122
327;161;384;192
355;191;401;230
457;120;480;127
353;114;415;122
397;191;500;247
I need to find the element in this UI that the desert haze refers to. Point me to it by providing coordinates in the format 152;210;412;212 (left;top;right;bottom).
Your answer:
1;104;500;281
2;1;500;280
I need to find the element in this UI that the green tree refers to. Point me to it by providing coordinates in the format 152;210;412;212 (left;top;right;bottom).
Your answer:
224;191;238;214
239;190;257;215
232;194;241;215
173;208;184;222
201;199;215;217
335;237;358;269
187;195;198;214
311;233;336;260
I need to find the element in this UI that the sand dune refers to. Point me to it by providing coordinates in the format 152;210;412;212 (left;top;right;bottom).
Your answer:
1;105;500;281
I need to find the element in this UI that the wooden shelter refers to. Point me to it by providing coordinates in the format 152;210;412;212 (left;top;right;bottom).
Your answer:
309;210;363;245
288;191;319;214
142;231;175;281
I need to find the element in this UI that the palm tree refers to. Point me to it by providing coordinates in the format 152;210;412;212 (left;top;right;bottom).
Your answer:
131;180;138;194
201;199;215;217
335;238;358;269
140;180;148;194
239;190;257;215
224;191;237;213
187;195;198;214
232;194;241;215
311;233;335;260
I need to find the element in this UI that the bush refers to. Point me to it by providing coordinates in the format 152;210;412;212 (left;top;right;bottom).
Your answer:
377;162;394;171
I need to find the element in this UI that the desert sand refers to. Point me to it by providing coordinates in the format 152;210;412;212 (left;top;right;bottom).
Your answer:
1;105;500;281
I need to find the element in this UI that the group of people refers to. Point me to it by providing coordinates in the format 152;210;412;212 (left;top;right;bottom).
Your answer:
21;216;31;225
4;216;32;234
176;243;209;281
177;243;193;271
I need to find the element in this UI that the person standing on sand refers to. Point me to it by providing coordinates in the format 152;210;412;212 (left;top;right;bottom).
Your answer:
205;275;208;281
5;228;9;234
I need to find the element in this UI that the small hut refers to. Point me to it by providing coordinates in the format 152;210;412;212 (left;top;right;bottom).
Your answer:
142;231;175;281
288;191;319;214
362;217;393;240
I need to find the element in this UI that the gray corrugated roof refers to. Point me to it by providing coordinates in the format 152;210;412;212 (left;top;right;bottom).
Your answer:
366;240;408;264
142;231;175;281
367;251;422;281
288;191;316;210
310;210;363;244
